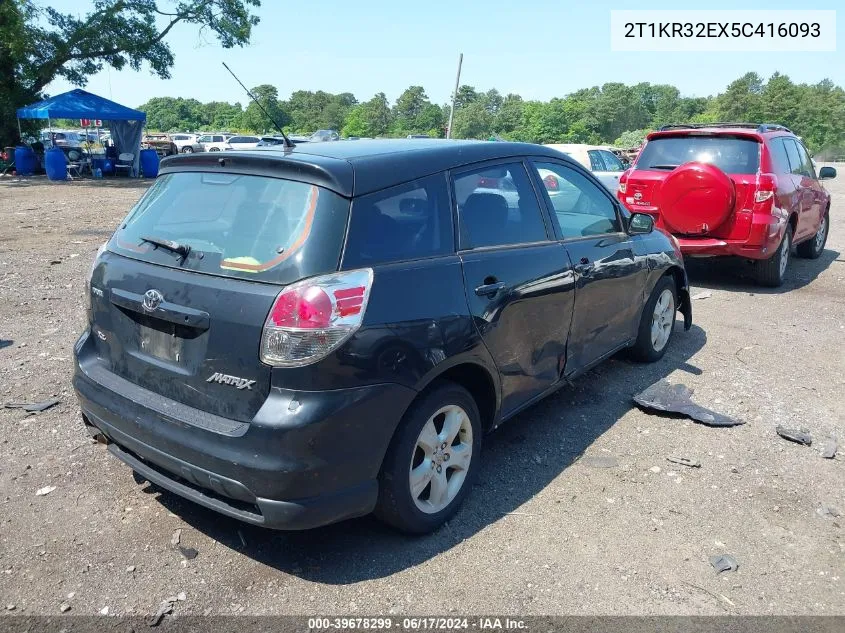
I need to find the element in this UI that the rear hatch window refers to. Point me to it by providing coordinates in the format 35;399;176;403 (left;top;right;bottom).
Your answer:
637;135;760;174
110;172;349;284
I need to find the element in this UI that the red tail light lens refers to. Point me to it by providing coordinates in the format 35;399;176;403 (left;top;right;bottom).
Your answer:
261;268;373;367
618;168;630;194
754;173;778;204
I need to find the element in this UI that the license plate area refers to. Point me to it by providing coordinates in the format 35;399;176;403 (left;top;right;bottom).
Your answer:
139;321;183;363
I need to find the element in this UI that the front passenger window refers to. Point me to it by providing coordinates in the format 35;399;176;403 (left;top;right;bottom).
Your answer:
532;162;621;239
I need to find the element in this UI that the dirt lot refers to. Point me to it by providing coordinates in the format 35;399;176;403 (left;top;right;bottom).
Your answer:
0;173;843;617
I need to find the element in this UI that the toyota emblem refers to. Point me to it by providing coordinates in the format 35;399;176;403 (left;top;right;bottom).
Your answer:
633;192;643;200
143;289;164;311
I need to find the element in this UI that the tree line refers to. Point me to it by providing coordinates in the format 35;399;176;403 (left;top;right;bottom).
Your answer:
136;72;845;153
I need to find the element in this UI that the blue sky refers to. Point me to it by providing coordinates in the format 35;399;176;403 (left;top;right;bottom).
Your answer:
45;0;843;107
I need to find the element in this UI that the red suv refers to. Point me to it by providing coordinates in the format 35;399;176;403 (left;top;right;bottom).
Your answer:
617;123;836;286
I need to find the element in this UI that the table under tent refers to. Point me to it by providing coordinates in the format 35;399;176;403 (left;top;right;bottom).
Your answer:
15;89;146;178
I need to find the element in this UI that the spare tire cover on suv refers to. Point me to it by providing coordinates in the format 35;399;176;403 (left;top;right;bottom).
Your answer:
659;162;735;235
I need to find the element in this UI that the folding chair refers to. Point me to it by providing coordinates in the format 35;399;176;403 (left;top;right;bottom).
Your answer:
115;153;135;177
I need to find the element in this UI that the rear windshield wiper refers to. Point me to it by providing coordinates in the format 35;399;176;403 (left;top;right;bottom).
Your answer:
140;236;191;260
647;164;679;170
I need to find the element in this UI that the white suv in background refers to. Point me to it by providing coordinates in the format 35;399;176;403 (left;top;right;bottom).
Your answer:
197;133;231;152
170;133;204;154
544;144;627;192
225;135;261;150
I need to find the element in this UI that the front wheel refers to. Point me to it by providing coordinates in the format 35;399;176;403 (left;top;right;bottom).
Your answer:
755;224;792;287
209;147;220;152
630;276;677;362
796;210;828;259
375;382;481;534
181;146;193;154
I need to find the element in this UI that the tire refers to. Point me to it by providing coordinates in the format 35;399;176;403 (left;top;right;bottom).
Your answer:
209;147;220;152
796;210;828;259
375;381;482;534
181;146;193;154
755;224;792;287
630;276;677;362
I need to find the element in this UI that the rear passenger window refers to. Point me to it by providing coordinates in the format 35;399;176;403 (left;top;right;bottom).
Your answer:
343;174;453;267
454;162;548;249
600;150;625;172
783;139;804;177
768;138;791;174
532;162;621;238
588;151;606;171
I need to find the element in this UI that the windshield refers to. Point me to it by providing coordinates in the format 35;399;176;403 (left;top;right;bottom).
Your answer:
110;172;349;283
637;136;761;174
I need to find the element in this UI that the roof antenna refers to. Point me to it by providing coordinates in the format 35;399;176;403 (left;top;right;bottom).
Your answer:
221;62;295;149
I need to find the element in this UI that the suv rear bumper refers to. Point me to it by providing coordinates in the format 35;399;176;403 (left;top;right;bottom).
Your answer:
73;330;417;530
676;213;786;260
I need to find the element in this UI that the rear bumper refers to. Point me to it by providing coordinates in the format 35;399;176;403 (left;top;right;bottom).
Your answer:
73;330;417;530
676;213;786;260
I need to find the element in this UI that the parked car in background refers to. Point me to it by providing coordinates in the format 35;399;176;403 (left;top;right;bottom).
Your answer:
74;139;691;535
40;130;84;148
142;134;179;157
618;123;836;287
170;133;204;154
544;144;627;192
256;136;287;147
226;135;261;150
197;133;230;152
308;129;340;142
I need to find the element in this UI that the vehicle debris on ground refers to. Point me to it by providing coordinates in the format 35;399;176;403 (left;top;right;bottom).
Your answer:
633;380;744;427
4;398;60;414
775;426;812;446
709;554;739;574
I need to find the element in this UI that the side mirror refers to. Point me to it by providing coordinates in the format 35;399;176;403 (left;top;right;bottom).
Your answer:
628;212;655;235
819;166;836;180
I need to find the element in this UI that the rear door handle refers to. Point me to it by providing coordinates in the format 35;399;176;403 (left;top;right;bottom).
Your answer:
574;257;594;275
474;281;506;297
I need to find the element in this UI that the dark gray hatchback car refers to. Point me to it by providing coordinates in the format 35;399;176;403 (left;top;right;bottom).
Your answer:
74;140;692;534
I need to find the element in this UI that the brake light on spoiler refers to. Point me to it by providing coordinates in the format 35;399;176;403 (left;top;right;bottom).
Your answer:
260;268;373;367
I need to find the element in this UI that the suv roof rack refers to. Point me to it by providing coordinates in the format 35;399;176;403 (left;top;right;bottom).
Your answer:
658;123;793;134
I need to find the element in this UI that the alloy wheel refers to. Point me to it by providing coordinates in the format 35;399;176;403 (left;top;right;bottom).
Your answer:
409;405;473;514
650;288;675;352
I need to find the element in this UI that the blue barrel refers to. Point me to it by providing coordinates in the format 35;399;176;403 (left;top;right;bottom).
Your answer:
101;158;114;175
45;147;68;181
14;146;36;176
139;149;159;178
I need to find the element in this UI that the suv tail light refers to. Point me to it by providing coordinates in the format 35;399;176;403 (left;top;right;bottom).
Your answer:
260;268;373;367
618;168;630;194
754;173;778;204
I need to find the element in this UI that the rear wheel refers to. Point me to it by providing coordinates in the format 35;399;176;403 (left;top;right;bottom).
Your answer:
630;276;677;362
796;210;828;259
209;147;220;152
375;382;481;534
755;225;792;287
181;146;193;154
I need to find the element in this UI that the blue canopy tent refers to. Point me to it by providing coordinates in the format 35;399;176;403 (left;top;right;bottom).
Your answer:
16;88;147;176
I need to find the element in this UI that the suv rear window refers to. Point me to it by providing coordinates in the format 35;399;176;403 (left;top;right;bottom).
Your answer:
110;172;349;283
637;136;761;174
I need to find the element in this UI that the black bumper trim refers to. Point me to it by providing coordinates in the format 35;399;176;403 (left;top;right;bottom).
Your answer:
106;437;378;530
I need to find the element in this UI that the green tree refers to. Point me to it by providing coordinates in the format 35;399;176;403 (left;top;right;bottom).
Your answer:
715;72;764;122
240;84;288;133
2;0;260;146
614;129;652;148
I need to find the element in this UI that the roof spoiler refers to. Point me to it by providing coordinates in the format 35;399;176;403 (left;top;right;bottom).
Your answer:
658;123;792;133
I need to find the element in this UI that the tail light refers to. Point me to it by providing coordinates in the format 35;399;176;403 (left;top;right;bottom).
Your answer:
754;173;778;204
618;168;631;194
260;268;373;367
543;174;559;191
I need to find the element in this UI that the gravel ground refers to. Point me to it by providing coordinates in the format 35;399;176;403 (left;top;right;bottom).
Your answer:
0;172;843;617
